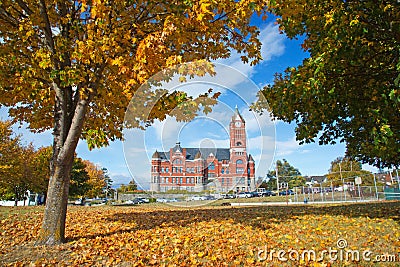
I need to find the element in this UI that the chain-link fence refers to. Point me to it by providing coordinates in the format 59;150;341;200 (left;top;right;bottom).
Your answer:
289;186;399;203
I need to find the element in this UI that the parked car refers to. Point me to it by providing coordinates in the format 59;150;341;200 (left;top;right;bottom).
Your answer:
279;189;295;196
74;198;84;205
260;190;276;197
156;198;168;203
237;192;252;198
250;191;260;198
190;195;207;201
74;198;88;205
222;194;235;199
138;197;150;203
125;200;137;205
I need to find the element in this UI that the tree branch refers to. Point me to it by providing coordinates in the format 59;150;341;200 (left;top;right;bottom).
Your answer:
38;0;55;55
15;0;33;16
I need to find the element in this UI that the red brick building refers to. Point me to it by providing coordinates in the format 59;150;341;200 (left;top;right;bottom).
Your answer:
150;108;256;192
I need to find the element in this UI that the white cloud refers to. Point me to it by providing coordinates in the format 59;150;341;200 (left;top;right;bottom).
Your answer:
240;107;274;133
275;137;301;157
259;23;286;61
215;22;286;84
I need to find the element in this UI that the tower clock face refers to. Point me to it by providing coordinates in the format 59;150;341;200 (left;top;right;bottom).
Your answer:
235;121;241;127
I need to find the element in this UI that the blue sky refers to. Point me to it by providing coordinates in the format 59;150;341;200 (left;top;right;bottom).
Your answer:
0;15;379;189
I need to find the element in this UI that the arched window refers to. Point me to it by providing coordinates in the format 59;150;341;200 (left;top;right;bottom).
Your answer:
236;159;243;165
209;162;215;170
236;141;242;146
221;168;225;174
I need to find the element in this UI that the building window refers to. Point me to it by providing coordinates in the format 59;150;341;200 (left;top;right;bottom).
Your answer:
221;178;225;185
166;167;169;173
173;159;182;164
236;159;243;164
221;168;224;174
236;141;242;146
236;177;245;184
209;162;215;170
236;167;244;174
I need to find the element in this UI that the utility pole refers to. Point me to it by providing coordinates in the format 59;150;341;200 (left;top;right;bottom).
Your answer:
339;162;346;201
373;173;379;200
276;162;279;195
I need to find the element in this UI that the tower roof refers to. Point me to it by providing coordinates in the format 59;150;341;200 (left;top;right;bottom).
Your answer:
173;142;182;153
152;150;160;158
232;105;245;122
194;151;202;159
248;154;254;162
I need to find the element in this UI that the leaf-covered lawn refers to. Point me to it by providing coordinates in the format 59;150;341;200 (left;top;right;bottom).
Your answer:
1;202;399;266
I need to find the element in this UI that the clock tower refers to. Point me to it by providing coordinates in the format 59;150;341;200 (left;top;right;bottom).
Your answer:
229;106;247;175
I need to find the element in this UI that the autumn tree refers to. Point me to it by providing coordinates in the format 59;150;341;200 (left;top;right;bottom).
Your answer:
102;168;113;198
0;121;19;201
257;0;400;168
30;146;52;197
266;159;304;189
68;157;90;198
118;179;138;193
83;160;107;198
327;157;374;186
0;0;268;244
0;121;37;205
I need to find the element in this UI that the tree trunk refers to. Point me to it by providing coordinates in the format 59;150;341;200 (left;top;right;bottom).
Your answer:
36;155;74;245
36;94;90;245
14;187;18;206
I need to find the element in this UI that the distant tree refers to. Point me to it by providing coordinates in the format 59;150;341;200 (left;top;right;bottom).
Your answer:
326;157;374;186
267;159;305;189
69;158;90;198
117;179;138;193
0;121;37;205
83;160;107;198
258;181;269;189
30;146;52;197
102;168;113;198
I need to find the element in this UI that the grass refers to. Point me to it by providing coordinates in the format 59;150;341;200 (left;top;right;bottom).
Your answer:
1;201;399;266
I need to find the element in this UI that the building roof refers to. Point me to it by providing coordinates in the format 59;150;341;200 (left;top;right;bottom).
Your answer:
248;154;254;162
157;147;231;161
306;176;327;183
152;150;160;158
